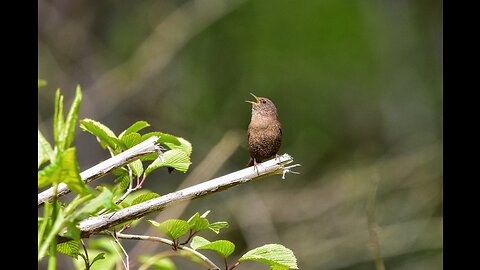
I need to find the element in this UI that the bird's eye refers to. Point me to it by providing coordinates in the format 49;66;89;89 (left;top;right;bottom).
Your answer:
262;100;267;104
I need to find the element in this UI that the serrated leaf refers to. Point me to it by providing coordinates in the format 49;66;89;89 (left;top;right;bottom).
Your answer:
60;85;82;151
164;137;192;155
239;244;298;269
119;121;150;140
130;192;160;206
148;219;191;240
121;132;142;149
38;130;54;168
54;89;64;147
190;236;235;258
187;212;210;232
208;221;229;234
145;149;191;175
80;119;124;150
57;240;80;259
129;159;144;177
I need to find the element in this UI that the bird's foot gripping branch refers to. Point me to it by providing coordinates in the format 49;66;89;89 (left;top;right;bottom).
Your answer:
38;85;299;270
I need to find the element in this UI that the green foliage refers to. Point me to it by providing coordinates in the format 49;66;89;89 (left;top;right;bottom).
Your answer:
187;212;210;232
138;256;176;270
239;244;298;270
130;191;160;206
187;210;229;234
207;221;229;234
38;130;54;168
148;219;191;241
73;239;119;270
75;187;118;217
56;240;80;258
119;121;150;140
145;149;191;175
190;236;235;258
80;119;124;151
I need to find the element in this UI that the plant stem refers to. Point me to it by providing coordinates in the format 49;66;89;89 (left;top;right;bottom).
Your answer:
47;184;59;270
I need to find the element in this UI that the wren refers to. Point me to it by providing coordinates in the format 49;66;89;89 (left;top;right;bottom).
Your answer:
246;93;282;173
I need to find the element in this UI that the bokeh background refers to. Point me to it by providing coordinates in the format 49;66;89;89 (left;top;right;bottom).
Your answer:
38;0;442;269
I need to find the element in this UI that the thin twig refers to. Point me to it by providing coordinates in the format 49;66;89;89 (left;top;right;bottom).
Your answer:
114;232;221;270
111;234;130;270
38;136;162;207
57;154;298;243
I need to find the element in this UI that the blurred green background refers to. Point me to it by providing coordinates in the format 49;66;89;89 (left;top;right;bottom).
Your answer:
38;0;442;269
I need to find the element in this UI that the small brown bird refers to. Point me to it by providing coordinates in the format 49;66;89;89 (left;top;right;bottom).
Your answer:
246;93;282;172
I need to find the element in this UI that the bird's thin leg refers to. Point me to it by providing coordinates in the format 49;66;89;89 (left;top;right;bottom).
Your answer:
275;154;281;162
253;158;260;176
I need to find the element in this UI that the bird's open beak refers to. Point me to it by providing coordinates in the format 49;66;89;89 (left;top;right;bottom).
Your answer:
245;93;260;105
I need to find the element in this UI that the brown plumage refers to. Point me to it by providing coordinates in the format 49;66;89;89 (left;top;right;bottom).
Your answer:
246;93;282;169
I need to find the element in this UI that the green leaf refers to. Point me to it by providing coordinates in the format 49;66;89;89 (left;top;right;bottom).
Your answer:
80;119;124;150
190;236;235;258
38;156;61;188
138;256;176;270
148;219;191;240
53;89;64;147
38;130;54;168
90;252;106;266
270;265;290;270
38;147;87;194
208;221;229;234
130;192;160;206
121;132;142;149
140;152;161;161
129;159;144;177
190;235;211;250
38;79;47;88
119;121;150;140
114;174;130;192
141;132;180;146
60;147;89;195
57;240;80;259
187;212;210;232
60;222;81;241
239;244;298;269
145;149;191;175
75;187;118;218
164;137;192;155
60;85;82;150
